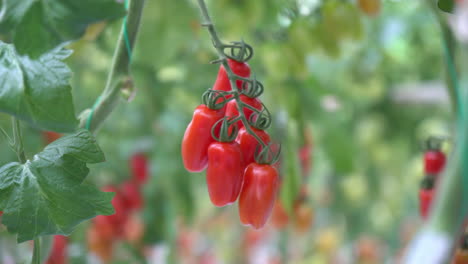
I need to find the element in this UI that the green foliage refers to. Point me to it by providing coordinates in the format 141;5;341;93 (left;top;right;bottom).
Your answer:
0;130;112;243
438;0;455;13
0;0;126;56
0;42;77;132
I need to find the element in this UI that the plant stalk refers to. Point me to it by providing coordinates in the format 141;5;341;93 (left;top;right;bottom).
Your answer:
31;236;41;263
79;0;145;133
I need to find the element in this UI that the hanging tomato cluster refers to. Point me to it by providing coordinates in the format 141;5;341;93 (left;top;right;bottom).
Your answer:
419;138;446;219
87;152;148;262
182;42;280;229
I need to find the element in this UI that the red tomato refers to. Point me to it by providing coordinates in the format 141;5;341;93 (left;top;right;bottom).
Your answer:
239;163;279;229
121;181;143;211
225;95;262;129
42;131;62;144
271;200;289;229
93;215;116;241
182;105;224;172
424;150;446;175
88;226;113;263
419;188;434;220
130;153;149;185
236;127;271;168
299;144;312;177
45;235;68;264
213;59;251;92
102;186;128;236
452;249;468;264
206;142;244;206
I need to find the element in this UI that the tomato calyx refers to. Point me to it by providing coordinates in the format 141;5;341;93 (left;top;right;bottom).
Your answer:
255;142;281;165
202;89;232;110
420;176;435;190
216;40;253;62
241;77;264;98
212;117;239;142
248;106;271;130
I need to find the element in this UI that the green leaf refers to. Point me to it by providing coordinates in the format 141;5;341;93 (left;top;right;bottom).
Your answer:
0;41;78;132
0;130;112;243
1;0;126;56
438;0;455;13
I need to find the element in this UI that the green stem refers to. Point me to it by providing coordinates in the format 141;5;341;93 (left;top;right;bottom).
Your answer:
31;238;41;264
11;118;26;163
196;0;268;148
79;0;145;133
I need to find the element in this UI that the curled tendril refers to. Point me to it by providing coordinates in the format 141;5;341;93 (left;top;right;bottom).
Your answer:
241;76;264;98
221;40;253;62
211;117;239;142
249;105;272;130
202;89;233;110
254;143;281;165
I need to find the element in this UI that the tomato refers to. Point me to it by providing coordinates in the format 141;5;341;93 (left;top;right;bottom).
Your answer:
42;131;62;144
357;0;380;16
424;150;446;175
239;163;279;229
213;59;251;92
102;186;129;236
182;105;224;172
130;153;149;185
88;226;113;263
121;181;143;211
93;215;116;241
236;127;271;168
293;202;314;233
206;142;244;206
271;200;289;229
419;189;434;219
299;144;312;177
225;95;262;129
45;235;68;264
452;249;468;264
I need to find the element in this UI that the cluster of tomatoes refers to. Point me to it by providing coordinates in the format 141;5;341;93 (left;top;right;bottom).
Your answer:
182;58;279;229
87;153;148;262
419;138;446;219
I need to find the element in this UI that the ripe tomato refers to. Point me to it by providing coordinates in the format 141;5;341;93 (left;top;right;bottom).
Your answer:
213;59;251;92
45;235;68;264
452;249;468;264
42;131;62;144
419;187;434;220
271;200;289;229
102;186;129;237
236;127;271;168
206;142;244;206
121;181;143;211
93;215;116;241
424;150;446;175
88;226;113;263
225;95;262;129
130;153;149;185
358;0;380;16
239;163;279;229
182;105;224;172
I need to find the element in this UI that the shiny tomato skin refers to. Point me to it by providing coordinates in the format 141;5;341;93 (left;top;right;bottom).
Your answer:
236;127;271;168
419;188;434;219
213;59;251;92
130;153;149;185
206;142;244;206
45;235;68;264
182;105;224;172
225;95;262;129
424;150;446;175
239;163;279;229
